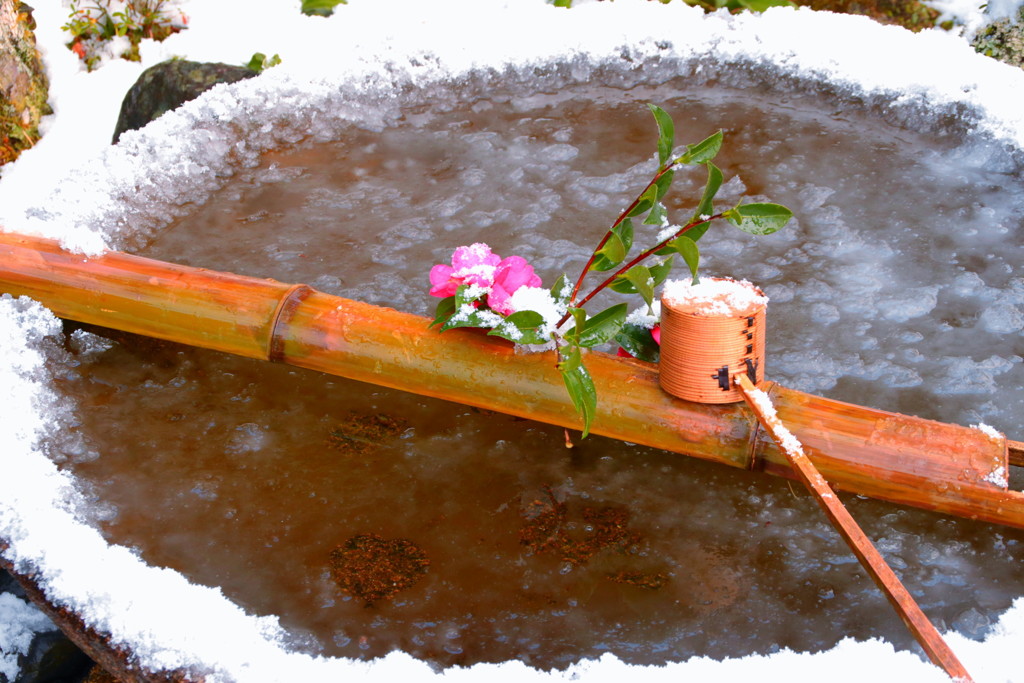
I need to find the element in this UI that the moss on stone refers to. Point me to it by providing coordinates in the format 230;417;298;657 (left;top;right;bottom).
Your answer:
0;1;51;167
791;0;940;32
972;8;1024;70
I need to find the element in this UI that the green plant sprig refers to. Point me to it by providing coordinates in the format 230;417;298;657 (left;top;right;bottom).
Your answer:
549;0;796;12
426;104;792;439
567;209;727;319
550;104;792;438
63;0;184;71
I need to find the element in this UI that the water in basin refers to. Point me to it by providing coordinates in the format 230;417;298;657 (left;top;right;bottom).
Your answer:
46;78;1024;669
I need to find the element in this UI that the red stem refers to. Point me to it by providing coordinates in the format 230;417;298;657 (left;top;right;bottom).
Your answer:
556;211;725;328
568;164;677;305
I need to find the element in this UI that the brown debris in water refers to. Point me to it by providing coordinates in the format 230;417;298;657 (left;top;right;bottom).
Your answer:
607;569;671;590
326;412;408;455
329;533;430;606
519;488;660;578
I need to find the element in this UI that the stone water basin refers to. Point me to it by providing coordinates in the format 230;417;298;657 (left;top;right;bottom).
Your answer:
43;75;1024;672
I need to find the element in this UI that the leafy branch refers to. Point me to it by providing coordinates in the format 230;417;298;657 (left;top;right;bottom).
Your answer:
428;104;793;439
551;104;791;437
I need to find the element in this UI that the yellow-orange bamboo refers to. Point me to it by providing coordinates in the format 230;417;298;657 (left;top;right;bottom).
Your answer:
1;231;1021;530
1010;440;1024;468
735;374;973;682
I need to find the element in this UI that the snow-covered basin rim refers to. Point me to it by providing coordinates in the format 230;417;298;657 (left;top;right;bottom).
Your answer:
2;5;1024;681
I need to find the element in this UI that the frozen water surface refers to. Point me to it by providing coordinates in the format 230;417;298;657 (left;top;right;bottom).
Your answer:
139;77;1024;435
3;2;1024;681
42;75;1024;670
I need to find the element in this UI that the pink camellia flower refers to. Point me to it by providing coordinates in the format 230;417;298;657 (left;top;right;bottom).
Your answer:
488;255;543;315
429;243;502;297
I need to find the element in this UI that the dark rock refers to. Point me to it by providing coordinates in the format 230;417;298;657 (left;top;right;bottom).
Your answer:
0;0;51;168
1;566;27;599
14;630;94;683
111;59;257;144
2;570;94;683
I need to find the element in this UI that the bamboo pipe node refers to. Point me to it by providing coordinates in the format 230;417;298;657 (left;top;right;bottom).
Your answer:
268;284;315;362
658;278;767;404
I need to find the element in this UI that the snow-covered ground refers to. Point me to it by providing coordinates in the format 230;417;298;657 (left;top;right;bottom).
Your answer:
2;1;1024;681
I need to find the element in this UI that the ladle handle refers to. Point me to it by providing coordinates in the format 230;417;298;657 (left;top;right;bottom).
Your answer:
734;373;973;683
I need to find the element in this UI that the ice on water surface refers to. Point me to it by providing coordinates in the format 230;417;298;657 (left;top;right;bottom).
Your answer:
4;2;1024;680
140;75;1024;436
37;62;1016;672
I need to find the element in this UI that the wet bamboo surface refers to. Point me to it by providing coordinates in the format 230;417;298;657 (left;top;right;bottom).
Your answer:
1010;440;1024;468
735;373;973;682
1;231;1021;531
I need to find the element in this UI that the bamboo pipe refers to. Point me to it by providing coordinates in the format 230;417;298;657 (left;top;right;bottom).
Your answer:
735;374;973;682
1010;440;1024;468
1;231;1022;530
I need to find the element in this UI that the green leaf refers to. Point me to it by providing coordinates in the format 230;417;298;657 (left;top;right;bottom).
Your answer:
689;162;723;242
592;231;626;271
439;309;498;332
302;0;348;14
550;273;571;305
609;265;655;308
654;169;675;201
727;202;794;235
676;130;723;165
649;255;675;288
648;103;675;168
738;0;796;11
563;307;588;344
501;310;544;328
617;218;634;253
591;219;635;272
626;198;654;219
438;285;495;332
246;52;267;71
609;275;637;295
615;323;661;363
487;310;549;345
454;283;486;308
246;52;282;73
559;344;582;373
627;183;659;218
578;303;628;348
668;236;700;284
560;357;597;438
643;201;667;227
591;231;626;272
429;295;456;328
686;218;712;244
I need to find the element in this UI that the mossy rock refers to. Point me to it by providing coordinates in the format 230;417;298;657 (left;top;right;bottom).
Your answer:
112;59;258;144
792;0;940;32
972;8;1024;69
0;1;51;168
